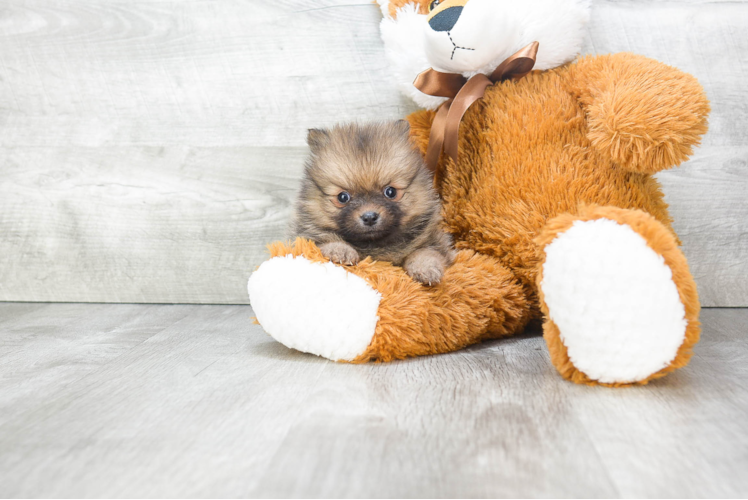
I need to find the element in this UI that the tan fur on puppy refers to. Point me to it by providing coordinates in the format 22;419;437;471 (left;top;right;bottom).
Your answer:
293;121;454;284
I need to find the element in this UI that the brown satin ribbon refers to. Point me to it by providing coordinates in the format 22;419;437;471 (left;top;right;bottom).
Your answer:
414;41;540;185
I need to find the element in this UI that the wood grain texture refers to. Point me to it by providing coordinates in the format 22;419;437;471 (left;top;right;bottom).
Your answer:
0;146;306;303
0;0;746;304
0;303;746;497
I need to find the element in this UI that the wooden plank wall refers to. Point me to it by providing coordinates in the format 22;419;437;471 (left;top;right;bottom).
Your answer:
1;0;746;305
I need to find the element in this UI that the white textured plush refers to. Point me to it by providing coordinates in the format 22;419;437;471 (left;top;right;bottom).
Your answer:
540;219;687;384
247;255;381;361
378;0;591;109
380;3;449;110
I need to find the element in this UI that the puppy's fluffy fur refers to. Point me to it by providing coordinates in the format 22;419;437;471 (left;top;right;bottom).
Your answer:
293;121;454;285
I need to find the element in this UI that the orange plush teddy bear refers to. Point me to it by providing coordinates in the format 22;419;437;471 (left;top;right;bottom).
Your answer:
248;0;709;386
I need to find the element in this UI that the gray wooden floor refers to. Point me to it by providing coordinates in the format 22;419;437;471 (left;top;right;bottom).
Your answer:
0;304;746;498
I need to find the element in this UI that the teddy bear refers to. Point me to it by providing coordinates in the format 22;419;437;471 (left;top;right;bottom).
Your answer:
247;0;710;386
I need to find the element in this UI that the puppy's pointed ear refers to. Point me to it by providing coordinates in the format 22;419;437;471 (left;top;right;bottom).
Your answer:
307;128;330;152
394;119;411;136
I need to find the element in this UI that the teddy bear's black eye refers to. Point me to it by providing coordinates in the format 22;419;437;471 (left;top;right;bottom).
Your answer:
337;192;351;204
383;186;397;199
428;0;441;12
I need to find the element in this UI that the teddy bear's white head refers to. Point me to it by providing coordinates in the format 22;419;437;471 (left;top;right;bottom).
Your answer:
378;0;591;109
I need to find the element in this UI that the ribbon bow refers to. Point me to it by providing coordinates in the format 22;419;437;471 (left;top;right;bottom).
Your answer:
413;41;539;184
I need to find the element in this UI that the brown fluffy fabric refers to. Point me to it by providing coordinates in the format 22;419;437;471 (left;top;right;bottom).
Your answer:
407;53;708;318
261;53;709;386
268;238;530;362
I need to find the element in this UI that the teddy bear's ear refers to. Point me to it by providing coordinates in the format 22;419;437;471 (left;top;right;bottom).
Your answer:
306;128;330;152
376;0;393;18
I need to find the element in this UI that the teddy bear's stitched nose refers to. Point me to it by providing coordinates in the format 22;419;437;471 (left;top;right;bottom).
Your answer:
428;6;463;32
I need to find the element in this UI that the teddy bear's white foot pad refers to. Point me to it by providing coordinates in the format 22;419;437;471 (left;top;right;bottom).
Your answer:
541;218;687;384
247;255;381;361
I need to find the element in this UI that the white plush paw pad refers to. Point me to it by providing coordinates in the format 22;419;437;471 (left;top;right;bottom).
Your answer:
247;255;381;361
541;219;687;384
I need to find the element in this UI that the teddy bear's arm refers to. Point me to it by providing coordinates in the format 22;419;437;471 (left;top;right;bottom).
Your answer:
569;53;710;173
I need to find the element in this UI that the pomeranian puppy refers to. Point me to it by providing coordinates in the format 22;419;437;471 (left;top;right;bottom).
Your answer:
292;121;455;285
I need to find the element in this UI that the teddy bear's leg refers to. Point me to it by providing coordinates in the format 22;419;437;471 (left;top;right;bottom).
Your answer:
248;239;531;362
536;206;700;386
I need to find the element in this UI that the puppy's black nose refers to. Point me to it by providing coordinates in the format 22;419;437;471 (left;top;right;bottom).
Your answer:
428;6;463;32
361;211;379;226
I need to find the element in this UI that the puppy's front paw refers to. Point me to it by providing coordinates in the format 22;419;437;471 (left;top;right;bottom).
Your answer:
404;250;445;286
320;241;360;265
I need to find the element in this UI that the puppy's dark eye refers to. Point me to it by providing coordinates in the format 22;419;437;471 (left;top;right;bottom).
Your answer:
337;192;351;204
383;186;397;199
428;0;441;12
